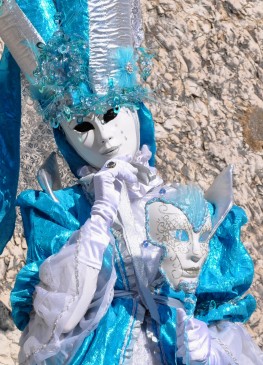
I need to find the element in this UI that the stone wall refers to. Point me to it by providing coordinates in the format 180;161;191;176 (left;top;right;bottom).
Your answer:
0;0;262;363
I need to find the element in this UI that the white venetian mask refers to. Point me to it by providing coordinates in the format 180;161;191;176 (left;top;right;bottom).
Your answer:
61;107;140;168
146;186;212;290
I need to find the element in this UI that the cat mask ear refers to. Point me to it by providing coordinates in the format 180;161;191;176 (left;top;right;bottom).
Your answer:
37;152;62;203
204;165;234;241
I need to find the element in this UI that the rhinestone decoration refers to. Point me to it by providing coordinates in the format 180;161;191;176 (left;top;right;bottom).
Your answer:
32;14;154;127
159;188;166;195
142;240;149;248
125;62;134;74
106;161;116;169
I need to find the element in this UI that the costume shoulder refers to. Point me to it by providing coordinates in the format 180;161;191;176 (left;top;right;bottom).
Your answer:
17;184;91;262
12;184;92;330
196;205;256;324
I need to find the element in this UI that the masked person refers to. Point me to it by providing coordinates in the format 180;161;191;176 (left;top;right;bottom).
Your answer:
0;1;262;364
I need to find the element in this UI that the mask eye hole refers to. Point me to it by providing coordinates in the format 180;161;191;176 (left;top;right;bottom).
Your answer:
172;230;189;242
74;122;95;133
103;109;118;123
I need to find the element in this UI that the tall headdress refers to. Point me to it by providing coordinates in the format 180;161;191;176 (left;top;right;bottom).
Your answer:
1;0;153;126
0;0;156;252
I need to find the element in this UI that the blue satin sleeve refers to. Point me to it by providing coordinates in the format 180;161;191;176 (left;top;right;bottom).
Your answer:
0;49;21;253
16;0;58;42
196;205;256;323
11;261;43;331
11;185;91;330
138;102;156;167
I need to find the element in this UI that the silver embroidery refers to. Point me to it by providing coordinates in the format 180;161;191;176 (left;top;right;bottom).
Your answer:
216;337;239;365
131;0;144;48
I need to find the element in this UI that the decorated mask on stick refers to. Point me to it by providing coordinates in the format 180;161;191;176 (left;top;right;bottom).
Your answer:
146;185;212;290
145;167;234;291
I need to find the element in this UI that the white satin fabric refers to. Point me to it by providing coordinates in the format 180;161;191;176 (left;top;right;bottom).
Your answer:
20;230;117;364
209;321;263;365
88;0;133;94
176;309;263;365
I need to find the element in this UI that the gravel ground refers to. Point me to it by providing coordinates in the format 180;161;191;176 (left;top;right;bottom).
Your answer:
0;0;262;363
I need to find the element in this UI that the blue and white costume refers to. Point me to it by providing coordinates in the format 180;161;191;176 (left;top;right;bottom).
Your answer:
11;146;260;364
0;0;262;364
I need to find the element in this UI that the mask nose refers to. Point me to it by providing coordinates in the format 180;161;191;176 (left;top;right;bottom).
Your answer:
190;233;203;262
94;118;114;145
101;135;113;144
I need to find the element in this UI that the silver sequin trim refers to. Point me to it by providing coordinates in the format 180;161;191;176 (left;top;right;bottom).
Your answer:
216;337;239;365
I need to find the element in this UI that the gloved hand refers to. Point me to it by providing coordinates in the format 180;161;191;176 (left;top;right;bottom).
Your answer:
177;308;211;364
61;158;138;331
91;157;138;225
79;157;139;269
176;308;232;365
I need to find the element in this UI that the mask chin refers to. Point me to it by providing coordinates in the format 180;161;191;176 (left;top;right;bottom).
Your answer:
60;108;140;168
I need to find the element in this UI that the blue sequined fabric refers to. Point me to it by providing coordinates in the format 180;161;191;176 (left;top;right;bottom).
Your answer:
196;205;256;323
18;0;153;126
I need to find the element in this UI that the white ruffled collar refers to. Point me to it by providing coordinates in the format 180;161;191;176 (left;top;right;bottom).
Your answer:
78;145;163;200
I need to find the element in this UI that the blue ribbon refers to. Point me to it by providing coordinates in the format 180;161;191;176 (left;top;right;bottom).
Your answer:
114;290;184;310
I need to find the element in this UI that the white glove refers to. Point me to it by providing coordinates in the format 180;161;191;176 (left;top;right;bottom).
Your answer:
80;157;138;268
91;157;138;225
62;158;138;331
176;308;231;364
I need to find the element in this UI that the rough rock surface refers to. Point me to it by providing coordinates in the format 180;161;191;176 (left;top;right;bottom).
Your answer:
0;0;262;363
